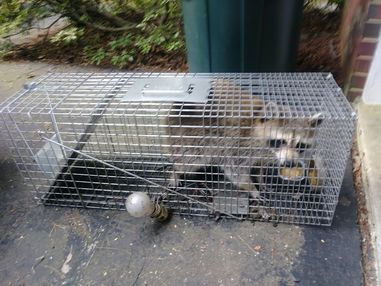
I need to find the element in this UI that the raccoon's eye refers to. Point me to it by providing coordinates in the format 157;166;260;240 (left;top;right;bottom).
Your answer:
296;142;312;152
268;139;286;148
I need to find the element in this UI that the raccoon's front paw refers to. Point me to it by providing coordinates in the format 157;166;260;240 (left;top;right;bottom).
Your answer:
249;189;260;199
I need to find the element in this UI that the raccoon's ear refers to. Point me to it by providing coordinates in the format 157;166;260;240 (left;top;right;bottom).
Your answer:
259;101;282;122
309;113;324;127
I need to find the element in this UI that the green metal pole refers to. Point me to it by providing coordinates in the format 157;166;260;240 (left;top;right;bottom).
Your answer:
182;0;304;72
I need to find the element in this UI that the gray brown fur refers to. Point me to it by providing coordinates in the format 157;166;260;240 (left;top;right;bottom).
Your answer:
166;80;322;195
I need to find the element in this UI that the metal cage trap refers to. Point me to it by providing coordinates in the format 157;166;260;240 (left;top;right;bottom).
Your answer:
0;72;356;225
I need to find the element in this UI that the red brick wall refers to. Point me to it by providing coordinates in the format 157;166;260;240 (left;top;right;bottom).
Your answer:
340;0;381;101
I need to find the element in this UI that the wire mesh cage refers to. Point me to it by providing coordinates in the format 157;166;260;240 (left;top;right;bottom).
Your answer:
0;72;355;225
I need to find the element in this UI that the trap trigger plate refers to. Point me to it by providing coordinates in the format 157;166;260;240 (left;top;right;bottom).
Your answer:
210;197;249;215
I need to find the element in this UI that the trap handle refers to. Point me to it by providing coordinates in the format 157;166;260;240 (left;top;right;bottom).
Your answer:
122;78;211;102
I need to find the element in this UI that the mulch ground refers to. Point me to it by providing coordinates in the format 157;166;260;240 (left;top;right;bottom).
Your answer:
297;9;343;85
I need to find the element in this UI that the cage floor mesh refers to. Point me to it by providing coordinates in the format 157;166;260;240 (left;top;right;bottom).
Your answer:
41;156;331;225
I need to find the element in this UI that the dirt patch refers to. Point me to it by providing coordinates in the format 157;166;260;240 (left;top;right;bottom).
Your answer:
352;142;377;286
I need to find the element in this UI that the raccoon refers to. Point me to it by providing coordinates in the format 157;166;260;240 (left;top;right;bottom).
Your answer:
166;80;323;195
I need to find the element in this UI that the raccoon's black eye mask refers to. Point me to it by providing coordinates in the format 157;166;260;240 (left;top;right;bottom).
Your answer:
268;139;286;148
267;140;312;152
295;142;312;153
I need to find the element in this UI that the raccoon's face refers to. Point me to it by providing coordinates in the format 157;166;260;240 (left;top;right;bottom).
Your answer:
252;112;323;165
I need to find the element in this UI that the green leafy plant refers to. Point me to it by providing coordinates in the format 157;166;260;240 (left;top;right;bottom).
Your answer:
0;1;51;36
304;0;345;10
50;27;84;44
84;47;106;65
0;0;185;68
0;41;14;59
109;35;132;51
111;52;135;68
328;0;345;9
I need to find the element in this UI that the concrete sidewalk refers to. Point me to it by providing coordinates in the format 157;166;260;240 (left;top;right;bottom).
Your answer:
0;61;363;285
356;99;381;285
0;61;102;103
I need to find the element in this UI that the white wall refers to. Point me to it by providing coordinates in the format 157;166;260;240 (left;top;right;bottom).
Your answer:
363;29;381;104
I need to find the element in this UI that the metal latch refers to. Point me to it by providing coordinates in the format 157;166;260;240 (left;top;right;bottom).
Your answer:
122;78;211;102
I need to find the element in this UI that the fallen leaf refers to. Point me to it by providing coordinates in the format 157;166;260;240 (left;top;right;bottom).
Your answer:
254;245;262;252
